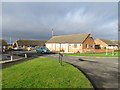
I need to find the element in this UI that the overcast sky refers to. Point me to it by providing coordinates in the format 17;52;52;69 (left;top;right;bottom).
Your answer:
2;2;118;43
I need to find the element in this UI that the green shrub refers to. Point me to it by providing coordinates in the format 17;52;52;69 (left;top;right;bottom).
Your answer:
114;49;120;52
104;47;106;49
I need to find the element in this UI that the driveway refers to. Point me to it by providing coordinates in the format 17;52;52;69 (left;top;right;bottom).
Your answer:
42;54;118;89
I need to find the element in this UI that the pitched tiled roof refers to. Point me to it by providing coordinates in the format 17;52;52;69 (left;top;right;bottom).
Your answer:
14;39;46;46
0;40;7;46
99;39;117;45
111;40;120;45
46;33;90;43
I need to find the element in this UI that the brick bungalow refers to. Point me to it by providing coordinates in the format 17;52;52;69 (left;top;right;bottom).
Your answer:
46;33;95;53
13;39;46;49
95;38;118;49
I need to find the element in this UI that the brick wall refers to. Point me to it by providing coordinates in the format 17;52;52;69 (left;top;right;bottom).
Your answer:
82;35;95;53
94;49;112;53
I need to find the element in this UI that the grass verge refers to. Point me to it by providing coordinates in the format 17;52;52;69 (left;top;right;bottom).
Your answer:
65;52;119;57
2;58;92;88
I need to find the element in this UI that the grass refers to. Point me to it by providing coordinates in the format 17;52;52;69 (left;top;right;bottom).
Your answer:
2;58;92;88
65;52;120;57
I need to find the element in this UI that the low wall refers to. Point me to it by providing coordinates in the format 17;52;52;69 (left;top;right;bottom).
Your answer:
94;49;113;53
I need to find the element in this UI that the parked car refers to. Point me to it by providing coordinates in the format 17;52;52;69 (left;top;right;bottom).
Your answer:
14;47;23;51
36;46;51;54
27;47;36;51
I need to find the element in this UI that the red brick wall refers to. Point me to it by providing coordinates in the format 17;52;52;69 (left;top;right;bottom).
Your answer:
94;49;113;53
82;34;95;53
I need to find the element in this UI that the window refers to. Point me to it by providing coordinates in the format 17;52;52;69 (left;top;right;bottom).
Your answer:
56;44;60;48
47;44;52;48
92;44;95;48
72;44;79;49
74;44;77;48
86;44;89;48
61;44;65;48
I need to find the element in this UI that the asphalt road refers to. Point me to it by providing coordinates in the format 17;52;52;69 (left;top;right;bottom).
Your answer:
0;54;24;61
1;51;40;61
42;54;118;89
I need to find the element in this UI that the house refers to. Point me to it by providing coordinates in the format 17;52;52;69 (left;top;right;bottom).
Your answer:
13;39;46;49
46;33;95;53
0;40;7;46
94;38;118;49
0;40;8;52
111;40;120;49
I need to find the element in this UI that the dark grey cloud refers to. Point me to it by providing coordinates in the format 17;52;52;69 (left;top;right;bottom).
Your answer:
2;2;118;43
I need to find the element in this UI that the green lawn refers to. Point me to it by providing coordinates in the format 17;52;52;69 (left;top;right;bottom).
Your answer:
65;52;119;57
2;58;92;88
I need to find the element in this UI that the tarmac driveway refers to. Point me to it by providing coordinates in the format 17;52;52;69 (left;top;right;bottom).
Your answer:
42;54;118;89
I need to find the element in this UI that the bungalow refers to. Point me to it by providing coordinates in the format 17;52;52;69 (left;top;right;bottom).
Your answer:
0;40;7;46
0;40;8;52
46;33;95;53
13;39;46;49
94;38;118;49
111;40;120;49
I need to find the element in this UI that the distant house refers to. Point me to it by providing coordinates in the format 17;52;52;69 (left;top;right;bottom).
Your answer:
0;40;7;46
13;39;46;49
111;40;120;49
46;33;95;53
95;38;118;49
0;40;8;52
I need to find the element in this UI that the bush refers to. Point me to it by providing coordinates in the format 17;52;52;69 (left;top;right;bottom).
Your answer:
104;47;106;49
77;51;80;53
114;50;120;52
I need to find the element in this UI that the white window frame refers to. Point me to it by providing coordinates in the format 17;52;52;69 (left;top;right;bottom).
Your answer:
92;44;95;48
86;44;89;49
56;44;60;48
61;44;66;48
72;44;80;49
46;44;52;48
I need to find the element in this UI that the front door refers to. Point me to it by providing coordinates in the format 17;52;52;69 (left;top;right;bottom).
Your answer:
65;44;68;53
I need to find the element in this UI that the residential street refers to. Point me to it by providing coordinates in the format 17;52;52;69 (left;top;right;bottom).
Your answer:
42;54;118;89
0;54;24;61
